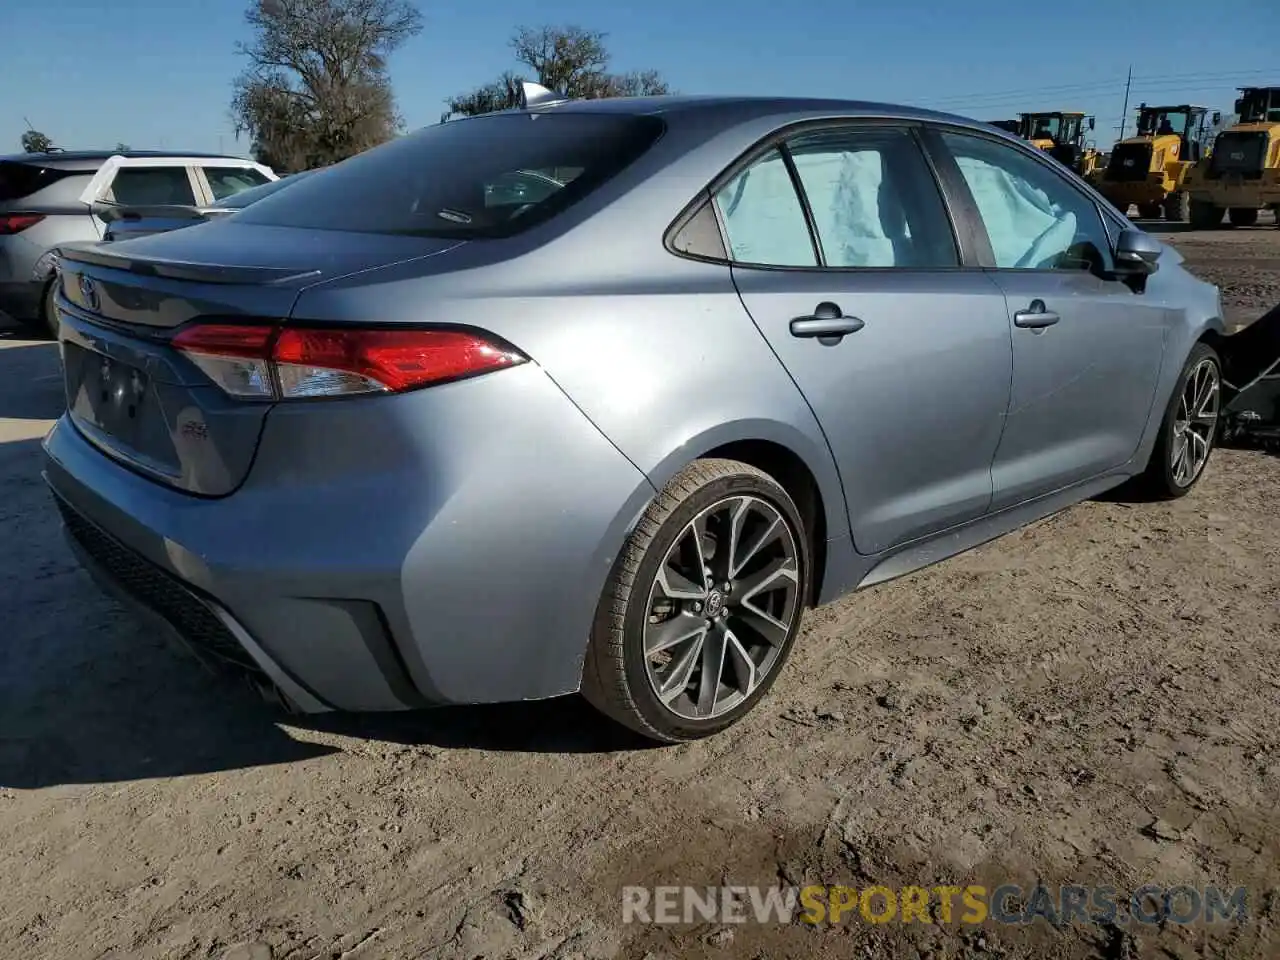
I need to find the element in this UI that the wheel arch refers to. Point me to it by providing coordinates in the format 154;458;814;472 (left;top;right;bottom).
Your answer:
637;420;849;607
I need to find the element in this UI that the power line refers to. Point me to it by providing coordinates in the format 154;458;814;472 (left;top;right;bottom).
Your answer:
925;68;1277;109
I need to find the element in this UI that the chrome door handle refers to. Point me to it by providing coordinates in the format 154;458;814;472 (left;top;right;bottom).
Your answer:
790;302;865;342
1013;300;1060;329
790;316;866;338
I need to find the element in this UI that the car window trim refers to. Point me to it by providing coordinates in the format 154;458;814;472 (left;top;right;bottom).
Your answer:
191;166;215;206
920;122;1123;277
665;116;979;273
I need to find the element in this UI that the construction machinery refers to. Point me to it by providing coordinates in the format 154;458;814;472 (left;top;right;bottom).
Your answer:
988;119;1021;135
1016;111;1104;178
1097;104;1215;220
1183;86;1280;228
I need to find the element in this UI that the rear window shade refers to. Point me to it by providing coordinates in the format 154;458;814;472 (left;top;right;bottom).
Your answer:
0;161;85;202
234;112;665;239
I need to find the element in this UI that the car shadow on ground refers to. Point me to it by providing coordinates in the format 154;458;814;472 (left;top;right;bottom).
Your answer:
297;695;657;754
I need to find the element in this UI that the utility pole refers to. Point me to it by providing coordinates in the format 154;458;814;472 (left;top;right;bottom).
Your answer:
1118;65;1133;141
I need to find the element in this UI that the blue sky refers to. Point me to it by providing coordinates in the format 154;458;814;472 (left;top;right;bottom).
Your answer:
3;0;1278;156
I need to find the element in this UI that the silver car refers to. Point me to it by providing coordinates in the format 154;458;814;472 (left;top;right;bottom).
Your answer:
44;95;1228;743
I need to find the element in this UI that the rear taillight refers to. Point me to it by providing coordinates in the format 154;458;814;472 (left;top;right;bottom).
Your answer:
0;213;45;235
170;323;526;400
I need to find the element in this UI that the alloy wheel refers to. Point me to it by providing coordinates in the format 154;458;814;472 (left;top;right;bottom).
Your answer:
1171;357;1220;487
642;495;801;720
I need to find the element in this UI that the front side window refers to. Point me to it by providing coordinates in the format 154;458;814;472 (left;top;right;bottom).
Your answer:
939;131;1112;272
786;126;958;268
109;167;197;205
712;148;816;267
204;166;272;201
234;113;664;238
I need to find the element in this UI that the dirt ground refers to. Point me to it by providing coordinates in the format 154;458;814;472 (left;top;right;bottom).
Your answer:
2;222;1279;960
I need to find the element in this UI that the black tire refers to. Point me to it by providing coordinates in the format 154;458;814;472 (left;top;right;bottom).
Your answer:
1228;207;1259;227
1137;202;1163;220
1138;343;1221;499
581;458;810;743
1189;199;1224;229
1163;191;1190;222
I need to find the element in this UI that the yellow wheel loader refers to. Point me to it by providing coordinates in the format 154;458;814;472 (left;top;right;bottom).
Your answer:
1184;86;1280;229
1098;104;1214;221
1015;111;1103;178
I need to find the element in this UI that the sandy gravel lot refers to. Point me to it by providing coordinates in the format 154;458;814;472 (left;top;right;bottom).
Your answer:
1;221;1278;960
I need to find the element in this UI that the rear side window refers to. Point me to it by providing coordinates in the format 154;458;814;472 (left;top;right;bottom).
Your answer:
712;149;817;266
786;126;958;268
203;166;272;201
110;167;197;205
0;161;87;203
235;113;665;238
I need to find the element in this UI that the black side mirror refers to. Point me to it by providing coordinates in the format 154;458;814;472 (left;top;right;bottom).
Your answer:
1114;228;1162;276
1212;111;1222;125
1088;117;1096;130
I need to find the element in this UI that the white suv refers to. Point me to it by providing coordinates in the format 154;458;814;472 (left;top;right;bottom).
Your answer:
0;150;276;335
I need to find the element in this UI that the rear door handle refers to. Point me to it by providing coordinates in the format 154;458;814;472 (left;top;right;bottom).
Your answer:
1013;300;1061;329
790;302;865;341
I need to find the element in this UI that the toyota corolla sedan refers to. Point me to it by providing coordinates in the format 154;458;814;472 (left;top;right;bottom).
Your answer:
44;94;1229;743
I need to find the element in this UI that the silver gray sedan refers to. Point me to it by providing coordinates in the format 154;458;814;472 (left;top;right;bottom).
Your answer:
44;94;1228;743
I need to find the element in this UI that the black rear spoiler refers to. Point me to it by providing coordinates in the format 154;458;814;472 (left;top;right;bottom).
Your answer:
54;240;321;286
91;200;210;225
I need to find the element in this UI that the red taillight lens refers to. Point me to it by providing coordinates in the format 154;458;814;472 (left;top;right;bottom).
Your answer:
0;213;45;235
171;322;526;400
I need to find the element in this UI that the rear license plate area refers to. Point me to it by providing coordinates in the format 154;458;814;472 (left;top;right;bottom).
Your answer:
65;341;151;446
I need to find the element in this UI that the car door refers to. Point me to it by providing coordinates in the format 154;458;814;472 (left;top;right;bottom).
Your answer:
925;129;1170;510
717;122;1013;556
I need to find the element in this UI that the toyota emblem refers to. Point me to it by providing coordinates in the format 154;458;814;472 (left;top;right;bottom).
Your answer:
78;274;100;311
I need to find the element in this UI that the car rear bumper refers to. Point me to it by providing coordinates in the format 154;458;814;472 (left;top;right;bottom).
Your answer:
43;363;656;712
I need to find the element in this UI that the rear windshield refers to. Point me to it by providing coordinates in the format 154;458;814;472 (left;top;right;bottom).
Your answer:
0;161;86;203
234;112;665;238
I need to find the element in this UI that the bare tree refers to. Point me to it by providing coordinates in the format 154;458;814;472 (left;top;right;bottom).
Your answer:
444;25;670;119
231;0;423;171
21;128;54;153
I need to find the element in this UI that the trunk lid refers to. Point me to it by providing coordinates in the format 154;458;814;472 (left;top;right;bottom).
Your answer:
54;221;465;496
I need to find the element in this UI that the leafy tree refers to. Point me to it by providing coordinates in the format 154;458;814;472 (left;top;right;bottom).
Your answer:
445;25;670;119
231;0;423;171
21;129;53;153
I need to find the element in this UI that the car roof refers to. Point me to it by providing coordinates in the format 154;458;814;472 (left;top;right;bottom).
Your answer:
524;94;974;123
0;150;258;172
